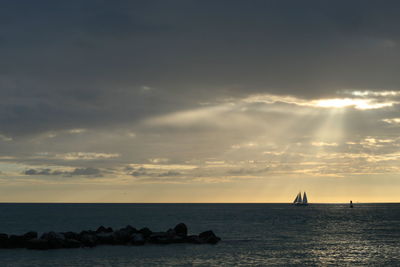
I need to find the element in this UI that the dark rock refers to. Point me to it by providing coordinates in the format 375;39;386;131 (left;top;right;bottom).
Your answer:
198;230;221;244
80;230;96;237
41;232;65;249
96;226;113;234
8;235;26;248
149;232;174;244
63;239;81;248
131;233;145;245
80;234;97;247
96;232;114;245
23;231;38;240
185;235;202;244
96;226;108;234
63;231;80;240
121;225;137;235
41;231;64;241
0;233;8;248
27;239;50;250
139;227;152;239
0;223;220;249
113;228;133;245
174;223;188;237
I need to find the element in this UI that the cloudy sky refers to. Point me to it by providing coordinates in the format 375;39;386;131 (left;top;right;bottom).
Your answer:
1;0;400;202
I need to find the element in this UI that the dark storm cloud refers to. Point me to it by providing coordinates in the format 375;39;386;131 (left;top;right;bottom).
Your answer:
2;0;400;137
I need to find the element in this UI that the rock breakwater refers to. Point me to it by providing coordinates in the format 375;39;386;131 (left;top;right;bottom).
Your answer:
0;223;221;250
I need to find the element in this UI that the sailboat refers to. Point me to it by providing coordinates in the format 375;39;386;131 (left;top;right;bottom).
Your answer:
293;192;308;206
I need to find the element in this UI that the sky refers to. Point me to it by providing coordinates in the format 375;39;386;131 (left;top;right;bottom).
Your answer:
1;0;400;202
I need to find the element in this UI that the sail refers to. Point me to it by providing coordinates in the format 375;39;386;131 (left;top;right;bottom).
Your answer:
297;192;302;203
293;194;299;203
303;192;308;204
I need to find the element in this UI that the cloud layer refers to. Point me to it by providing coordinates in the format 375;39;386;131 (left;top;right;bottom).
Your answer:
1;1;400;201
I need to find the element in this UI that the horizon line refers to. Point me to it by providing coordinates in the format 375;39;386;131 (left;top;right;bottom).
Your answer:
0;202;399;204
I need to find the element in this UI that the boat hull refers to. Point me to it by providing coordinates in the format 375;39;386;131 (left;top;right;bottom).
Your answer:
294;203;308;206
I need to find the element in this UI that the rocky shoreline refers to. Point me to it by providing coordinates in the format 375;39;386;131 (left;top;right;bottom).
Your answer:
0;223;221;250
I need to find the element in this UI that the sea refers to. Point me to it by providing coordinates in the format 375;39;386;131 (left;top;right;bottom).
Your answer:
0;203;399;266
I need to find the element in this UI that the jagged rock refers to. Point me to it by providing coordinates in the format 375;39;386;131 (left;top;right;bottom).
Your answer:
131;233;145;245
41;232;65;249
23;231;38;240
63;231;80;240
199;230;221;244
41;231;64;240
0;233;8;248
80;234;97;247
63;238;81;248
79;230;96;237
27;239;50;250
122;225;137;234
8;235;26;248
0;223;221;249
113;228;133;244
96;226;113;234
96;232;114;245
139;227;152;239
148;232;175;244
174;223;188;237
185;235;202;244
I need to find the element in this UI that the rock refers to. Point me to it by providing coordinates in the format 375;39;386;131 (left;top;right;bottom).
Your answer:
198;230;221;244
96;226;108;234
113;228;133;245
131;233;145;245
174;223;188;237
122;225;137;234
139;227;152;239
0;233;8;248
80;234;97;247
23;231;38;240
63;238;81;248
8;231;38;248
41;231;64;241
27;239;50;250
149;232;174;244
96;232;114;245
185;235;202;244
0;223;221;249
63;231;80;240
80;230;96;236
8;235;26;248
96;226;113;234
41;232;65;249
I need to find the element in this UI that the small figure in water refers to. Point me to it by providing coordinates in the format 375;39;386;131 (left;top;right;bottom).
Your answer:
350;200;353;208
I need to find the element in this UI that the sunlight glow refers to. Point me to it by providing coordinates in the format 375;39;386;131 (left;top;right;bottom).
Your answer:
314;98;393;110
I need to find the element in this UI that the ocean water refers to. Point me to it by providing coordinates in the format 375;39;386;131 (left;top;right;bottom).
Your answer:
0;203;399;266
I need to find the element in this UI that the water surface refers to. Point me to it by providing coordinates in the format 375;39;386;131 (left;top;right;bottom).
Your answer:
0;203;399;266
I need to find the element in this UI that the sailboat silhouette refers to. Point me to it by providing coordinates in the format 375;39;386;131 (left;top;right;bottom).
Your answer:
293;192;308;206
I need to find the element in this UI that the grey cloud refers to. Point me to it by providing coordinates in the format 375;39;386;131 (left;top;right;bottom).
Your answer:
2;1;400;137
158;171;181;177
23;167;102;177
227;168;270;176
129;168;182;178
2;1;400;185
